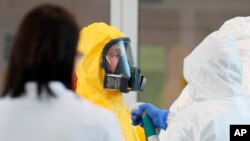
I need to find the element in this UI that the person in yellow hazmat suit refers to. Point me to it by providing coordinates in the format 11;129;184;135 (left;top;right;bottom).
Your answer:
75;22;147;141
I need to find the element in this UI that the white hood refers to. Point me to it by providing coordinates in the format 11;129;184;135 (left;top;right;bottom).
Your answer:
219;16;250;43
183;31;244;102
219;16;250;96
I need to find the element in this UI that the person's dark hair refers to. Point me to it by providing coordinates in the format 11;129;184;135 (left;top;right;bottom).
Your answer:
1;4;79;98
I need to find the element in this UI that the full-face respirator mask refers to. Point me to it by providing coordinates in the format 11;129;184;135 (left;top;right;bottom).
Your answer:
102;37;147;93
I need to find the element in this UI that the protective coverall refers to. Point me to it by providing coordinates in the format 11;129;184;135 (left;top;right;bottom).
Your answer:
159;31;250;141
219;16;250;96
170;16;250;115
76;22;145;141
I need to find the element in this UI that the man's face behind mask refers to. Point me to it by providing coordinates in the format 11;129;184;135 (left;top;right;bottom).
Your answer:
106;44;121;73
102;37;147;93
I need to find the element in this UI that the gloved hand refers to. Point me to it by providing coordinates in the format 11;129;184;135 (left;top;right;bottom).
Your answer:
131;103;169;130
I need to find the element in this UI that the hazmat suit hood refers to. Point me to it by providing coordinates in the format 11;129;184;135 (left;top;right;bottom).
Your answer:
160;30;250;141
183;31;244;102
219;16;250;96
170;19;249;114
76;22;125;107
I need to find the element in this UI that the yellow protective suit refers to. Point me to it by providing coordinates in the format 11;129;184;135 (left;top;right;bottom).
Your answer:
76;22;145;141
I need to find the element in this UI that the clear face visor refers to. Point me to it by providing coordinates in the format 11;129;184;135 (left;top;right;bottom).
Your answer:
103;38;134;78
102;37;147;93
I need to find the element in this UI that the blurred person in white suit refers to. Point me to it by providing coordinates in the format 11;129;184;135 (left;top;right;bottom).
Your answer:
170;16;250;115
132;29;250;141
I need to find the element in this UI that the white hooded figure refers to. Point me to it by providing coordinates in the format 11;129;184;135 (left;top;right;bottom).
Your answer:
159;31;250;141
219;16;250;96
170;16;250;117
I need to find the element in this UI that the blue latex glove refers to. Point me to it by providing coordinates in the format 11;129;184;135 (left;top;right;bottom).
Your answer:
131;103;169;130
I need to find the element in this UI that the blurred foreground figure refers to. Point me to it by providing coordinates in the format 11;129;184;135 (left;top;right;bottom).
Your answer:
219;16;250;96
171;16;250;114
132;20;250;140
0;4;124;141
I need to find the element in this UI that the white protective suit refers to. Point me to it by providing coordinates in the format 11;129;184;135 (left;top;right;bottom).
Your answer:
0;81;124;141
170;16;250;115
219;16;250;96
159;31;250;141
